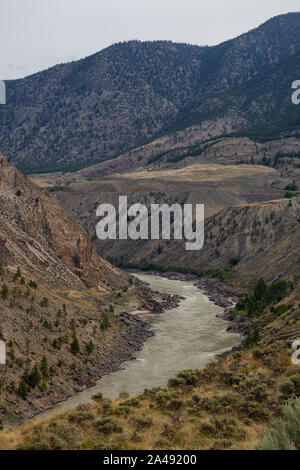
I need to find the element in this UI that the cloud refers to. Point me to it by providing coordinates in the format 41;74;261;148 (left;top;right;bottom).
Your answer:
8;63;27;70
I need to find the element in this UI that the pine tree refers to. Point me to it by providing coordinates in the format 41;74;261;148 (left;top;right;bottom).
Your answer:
85;340;95;355
28;364;41;387
101;313;110;331
18;379;30;398
71;336;80;354
41;356;48;378
253;278;267;300
1;284;8;300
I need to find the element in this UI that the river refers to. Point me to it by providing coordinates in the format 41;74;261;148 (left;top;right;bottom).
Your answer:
32;273;241;421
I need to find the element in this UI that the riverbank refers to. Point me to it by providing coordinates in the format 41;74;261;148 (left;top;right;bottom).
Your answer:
7;278;180;428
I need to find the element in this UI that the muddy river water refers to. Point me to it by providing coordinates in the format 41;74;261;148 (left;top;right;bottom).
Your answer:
33;273;241;421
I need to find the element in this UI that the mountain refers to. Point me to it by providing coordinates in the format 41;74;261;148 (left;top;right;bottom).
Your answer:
1;13;300;174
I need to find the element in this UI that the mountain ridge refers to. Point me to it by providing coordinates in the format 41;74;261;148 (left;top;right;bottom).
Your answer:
1;12;300;173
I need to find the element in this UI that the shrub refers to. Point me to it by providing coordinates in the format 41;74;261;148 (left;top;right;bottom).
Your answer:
28;280;37;289
238;400;269;421
92;392;103;401
155;390;173;406
168;377;185;388
114;405;131;417
200;417;247;441
40;297;49;307
258;399;300;450
167;398;183;410
122;398;140;407
95;417;123;435
280;374;300;397
134;416;153;430
46;423;78;447
68;411;94;424
176;369;197;386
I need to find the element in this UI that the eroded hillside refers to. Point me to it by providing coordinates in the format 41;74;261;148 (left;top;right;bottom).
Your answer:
50;162;300;282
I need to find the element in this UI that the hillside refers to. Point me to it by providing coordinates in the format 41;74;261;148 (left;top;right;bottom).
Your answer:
0;155;175;427
51;162;300;283
0;13;300;173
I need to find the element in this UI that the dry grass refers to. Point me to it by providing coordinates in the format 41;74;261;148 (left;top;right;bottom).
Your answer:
116;164;276;183
0;338;298;450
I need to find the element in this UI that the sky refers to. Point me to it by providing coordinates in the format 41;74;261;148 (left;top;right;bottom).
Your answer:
1;0;300;80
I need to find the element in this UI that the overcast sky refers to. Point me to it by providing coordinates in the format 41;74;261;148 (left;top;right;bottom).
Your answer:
1;0;299;80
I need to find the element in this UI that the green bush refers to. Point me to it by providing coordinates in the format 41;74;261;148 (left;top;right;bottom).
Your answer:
114;405;131;416
85;340;95;355
200;417;247;441
176;369;197;386
235;279;291;318
280;374;300;397
28;280;37;289
92;392;103;401
258;399;300;450
68;411;94;424
167;398;184;410
133;416;153;430
94;417;123;435
168;377;186;388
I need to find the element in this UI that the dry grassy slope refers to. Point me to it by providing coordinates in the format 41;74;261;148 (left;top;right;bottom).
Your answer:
0;154;127;291
47;131;300;186
49;117;243;183
2;322;300;450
